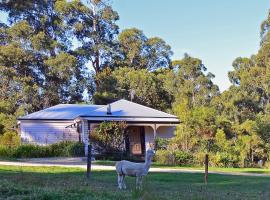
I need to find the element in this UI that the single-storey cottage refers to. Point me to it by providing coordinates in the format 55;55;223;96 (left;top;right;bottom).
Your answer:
18;99;180;155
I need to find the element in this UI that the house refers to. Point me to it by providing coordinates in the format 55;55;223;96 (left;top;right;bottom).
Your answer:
17;99;180;155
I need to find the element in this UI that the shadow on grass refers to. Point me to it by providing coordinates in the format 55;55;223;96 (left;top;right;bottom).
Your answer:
243;170;270;174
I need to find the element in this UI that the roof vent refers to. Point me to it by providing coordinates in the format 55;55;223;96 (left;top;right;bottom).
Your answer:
107;104;112;115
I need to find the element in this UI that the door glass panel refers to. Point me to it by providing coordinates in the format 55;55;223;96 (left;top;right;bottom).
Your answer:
129;127;142;155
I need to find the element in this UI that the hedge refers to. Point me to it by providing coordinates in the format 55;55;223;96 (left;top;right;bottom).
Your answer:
0;141;84;158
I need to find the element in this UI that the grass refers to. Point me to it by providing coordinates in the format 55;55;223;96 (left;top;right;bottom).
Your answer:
93;160;270;174
1;165;270;199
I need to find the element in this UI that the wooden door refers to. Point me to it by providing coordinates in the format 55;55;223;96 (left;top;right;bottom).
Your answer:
128;127;142;155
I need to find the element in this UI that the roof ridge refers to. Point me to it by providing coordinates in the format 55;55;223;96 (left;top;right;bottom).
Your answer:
111;99;176;117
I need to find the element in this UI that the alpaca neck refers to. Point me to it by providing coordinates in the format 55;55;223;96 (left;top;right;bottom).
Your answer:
144;155;152;172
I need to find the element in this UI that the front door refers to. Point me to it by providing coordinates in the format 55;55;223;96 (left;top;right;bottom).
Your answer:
128;127;142;155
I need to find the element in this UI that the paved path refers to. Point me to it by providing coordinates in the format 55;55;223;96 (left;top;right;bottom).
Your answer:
1;157;270;177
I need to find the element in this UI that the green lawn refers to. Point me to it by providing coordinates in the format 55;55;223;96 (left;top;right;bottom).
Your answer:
1;165;270;199
93;160;270;174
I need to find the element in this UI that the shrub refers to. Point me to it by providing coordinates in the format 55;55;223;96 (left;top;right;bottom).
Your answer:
66;142;84;157
212;152;240;167
0;146;13;158
0;141;84;158
0;132;20;148
193;151;206;166
155;150;194;166
154;150;174;165
90;121;127;154
155;137;170;150
49;141;71;157
174;150;194;166
264;161;270;169
47;141;85;157
13;144;49;158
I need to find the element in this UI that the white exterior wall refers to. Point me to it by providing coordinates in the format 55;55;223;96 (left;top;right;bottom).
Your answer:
144;126;176;150
20;121;79;145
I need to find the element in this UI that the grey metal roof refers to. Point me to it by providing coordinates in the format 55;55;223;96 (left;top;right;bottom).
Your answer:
19;104;104;120
84;99;177;118
18;99;179;123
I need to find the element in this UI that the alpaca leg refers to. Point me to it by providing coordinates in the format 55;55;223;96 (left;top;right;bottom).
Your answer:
136;176;140;190
120;175;125;189
118;174;122;189
122;175;127;189
139;177;143;190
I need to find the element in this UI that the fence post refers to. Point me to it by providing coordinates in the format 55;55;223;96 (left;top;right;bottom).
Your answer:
87;143;92;178
204;153;209;184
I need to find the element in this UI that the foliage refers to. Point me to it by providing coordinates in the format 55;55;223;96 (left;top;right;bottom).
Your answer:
0;141;84;158
93;67;173;110
117;28;173;70
90;121;127;154
0;131;20;148
155;137;170;150
155;150;174;165
155;150;194;166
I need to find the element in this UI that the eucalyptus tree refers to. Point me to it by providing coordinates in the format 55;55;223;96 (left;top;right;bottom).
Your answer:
0;0;87;110
118;28;173;70
171;54;219;108
92;67;172;110
61;0;120;71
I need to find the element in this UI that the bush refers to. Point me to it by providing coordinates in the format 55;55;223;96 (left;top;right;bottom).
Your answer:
0;146;13;158
155;150;174;165
0;132;20;148
49;141;74;157
155;137;170;150
0;141;85;158
90;121;127;154
174;150;194;166
13;144;49;158
67;142;85;157
212;152;240;167
155;150;194;166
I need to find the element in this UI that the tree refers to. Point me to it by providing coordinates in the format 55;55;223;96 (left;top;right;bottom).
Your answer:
118;28;172;70
93;67;173;110
0;0;91;137
171;54;219;153
171;54;219;108
62;0;119;72
260;9;270;45
0;0;86;109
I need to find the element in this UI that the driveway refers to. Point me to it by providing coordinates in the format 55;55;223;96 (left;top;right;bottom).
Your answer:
0;157;270;177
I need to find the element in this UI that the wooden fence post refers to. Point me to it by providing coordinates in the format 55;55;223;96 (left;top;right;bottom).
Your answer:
204;153;209;184
87;143;92;178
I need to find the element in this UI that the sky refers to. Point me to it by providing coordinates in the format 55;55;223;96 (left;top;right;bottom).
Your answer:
112;0;270;91
1;1;270;92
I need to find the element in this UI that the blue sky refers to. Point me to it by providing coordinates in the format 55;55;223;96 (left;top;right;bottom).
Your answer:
1;1;270;91
112;0;270;91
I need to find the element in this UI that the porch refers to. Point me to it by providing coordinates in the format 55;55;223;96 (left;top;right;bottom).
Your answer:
80;121;177;156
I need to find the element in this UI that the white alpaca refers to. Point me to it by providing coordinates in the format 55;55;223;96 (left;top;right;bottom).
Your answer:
115;149;155;190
